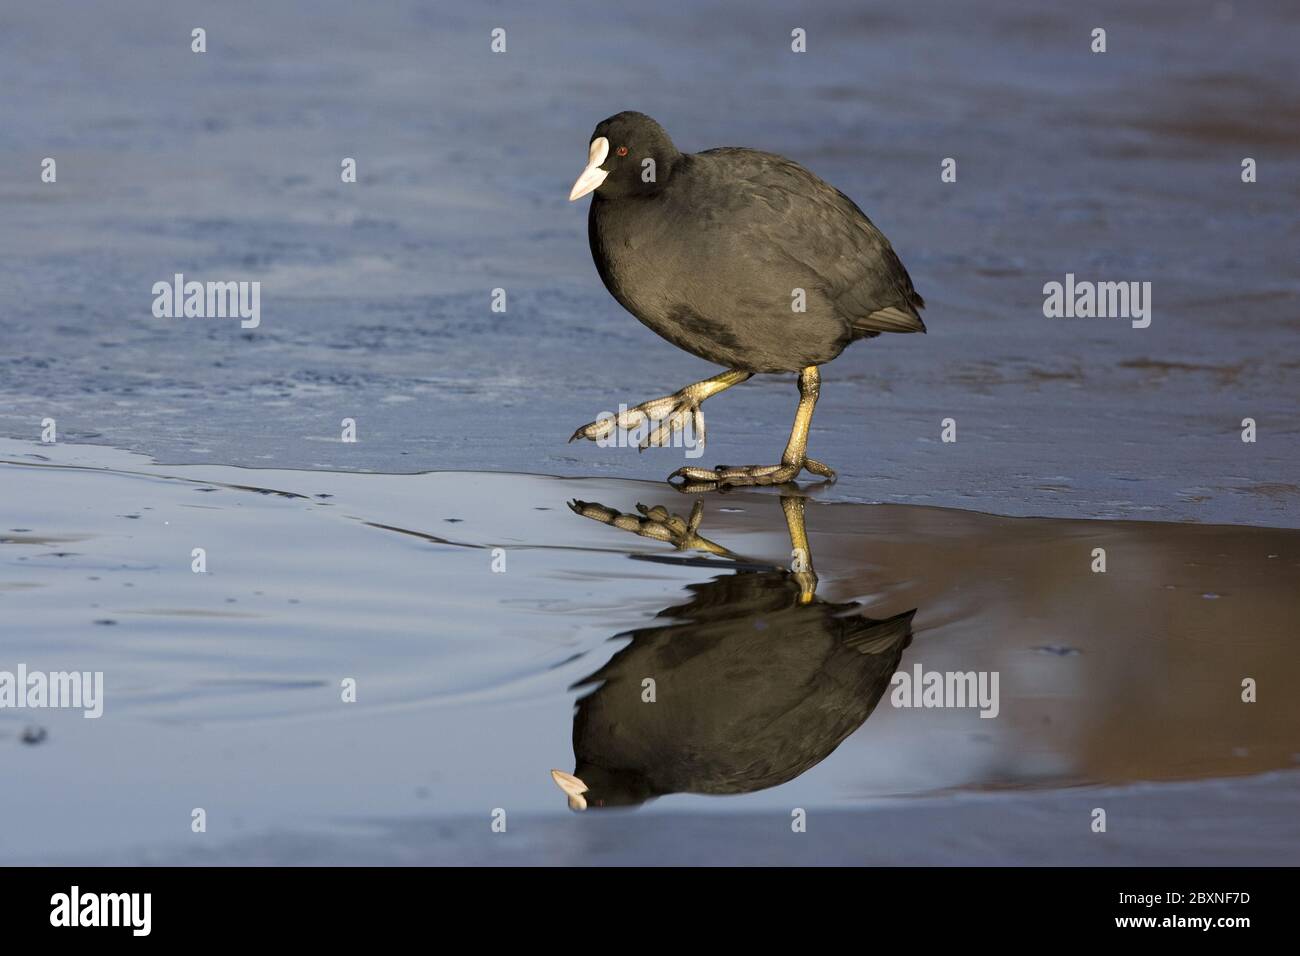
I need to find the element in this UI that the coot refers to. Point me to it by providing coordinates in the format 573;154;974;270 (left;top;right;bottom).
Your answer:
568;111;926;487
550;568;915;810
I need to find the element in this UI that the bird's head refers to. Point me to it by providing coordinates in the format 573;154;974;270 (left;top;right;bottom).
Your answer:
568;111;681;202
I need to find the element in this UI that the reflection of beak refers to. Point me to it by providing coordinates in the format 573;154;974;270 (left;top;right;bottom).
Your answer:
568;137;610;201
551;769;589;811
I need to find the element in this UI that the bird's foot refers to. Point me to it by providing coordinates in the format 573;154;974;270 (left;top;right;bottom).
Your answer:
568;389;705;451
668;457;836;491
567;499;732;557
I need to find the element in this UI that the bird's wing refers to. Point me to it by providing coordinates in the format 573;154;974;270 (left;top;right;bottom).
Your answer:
697;148;925;333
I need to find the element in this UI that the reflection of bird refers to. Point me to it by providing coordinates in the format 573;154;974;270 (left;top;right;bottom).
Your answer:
551;570;915;810
568;111;926;489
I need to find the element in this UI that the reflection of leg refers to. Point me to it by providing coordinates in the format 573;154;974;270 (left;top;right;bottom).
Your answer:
569;369;752;449
670;366;836;489
780;495;818;603
569;499;734;558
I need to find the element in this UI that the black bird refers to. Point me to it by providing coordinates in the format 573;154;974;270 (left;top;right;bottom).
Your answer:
550;570;915;810
568;111;926;488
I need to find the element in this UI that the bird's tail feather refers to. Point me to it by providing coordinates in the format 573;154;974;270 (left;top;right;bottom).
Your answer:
853;305;926;335
842;608;916;655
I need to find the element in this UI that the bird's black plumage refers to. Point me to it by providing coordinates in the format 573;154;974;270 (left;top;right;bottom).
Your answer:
564;570;915;809
583;111;925;374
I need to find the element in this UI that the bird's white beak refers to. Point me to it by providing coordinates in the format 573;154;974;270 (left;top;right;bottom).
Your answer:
568;137;610;201
551;769;589;810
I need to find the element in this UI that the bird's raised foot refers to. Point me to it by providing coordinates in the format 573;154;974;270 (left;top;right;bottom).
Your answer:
668;457;836;491
568;389;704;451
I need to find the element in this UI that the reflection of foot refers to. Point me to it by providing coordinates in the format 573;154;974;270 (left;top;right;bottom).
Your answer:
568;499;733;557
570;495;819;602
668;457;836;490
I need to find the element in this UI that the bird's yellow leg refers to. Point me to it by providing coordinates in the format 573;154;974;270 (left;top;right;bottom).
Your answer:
670;366;836;489
569;369;752;450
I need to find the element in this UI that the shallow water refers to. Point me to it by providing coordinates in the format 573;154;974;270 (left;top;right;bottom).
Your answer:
2;0;1298;864
3;440;1297;863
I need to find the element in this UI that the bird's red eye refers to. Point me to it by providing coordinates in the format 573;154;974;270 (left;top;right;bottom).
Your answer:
616;146;628;157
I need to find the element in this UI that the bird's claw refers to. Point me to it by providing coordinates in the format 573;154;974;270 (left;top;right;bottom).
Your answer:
803;458;836;479
569;392;705;451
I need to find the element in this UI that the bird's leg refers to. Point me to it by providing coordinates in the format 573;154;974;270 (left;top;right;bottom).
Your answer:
780;495;819;603
567;498;735;558
569;369;752;451
669;365;837;489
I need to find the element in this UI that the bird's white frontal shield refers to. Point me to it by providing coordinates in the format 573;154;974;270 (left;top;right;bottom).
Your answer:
568;137;610;201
